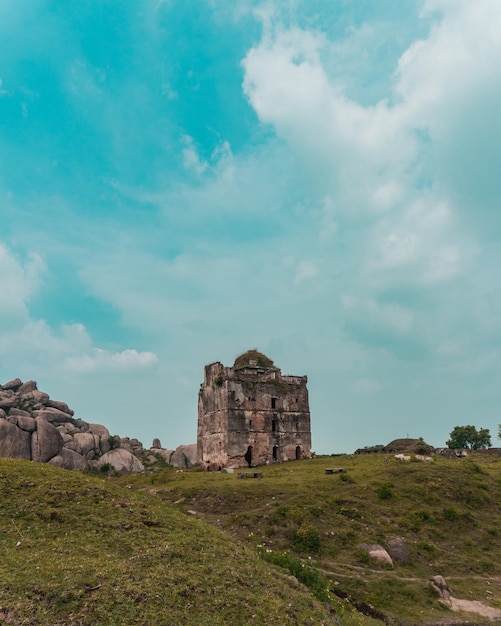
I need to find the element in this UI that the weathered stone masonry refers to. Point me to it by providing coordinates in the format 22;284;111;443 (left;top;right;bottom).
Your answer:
197;350;311;469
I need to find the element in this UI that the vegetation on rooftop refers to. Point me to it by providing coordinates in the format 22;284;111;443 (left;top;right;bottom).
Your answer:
234;349;275;369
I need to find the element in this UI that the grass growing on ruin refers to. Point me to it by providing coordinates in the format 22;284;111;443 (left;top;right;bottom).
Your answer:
119;453;501;624
0;458;379;626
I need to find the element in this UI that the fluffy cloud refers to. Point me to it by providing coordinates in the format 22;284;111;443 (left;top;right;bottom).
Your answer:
0;242;158;375
0;243;45;323
64;348;159;372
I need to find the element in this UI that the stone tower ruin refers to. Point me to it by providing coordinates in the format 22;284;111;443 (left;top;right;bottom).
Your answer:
197;350;311;469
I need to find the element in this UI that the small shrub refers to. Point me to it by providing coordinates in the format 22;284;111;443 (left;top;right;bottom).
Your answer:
258;549;329;602
338;505;362;520
213;375;223;387
376;482;395;500
417;540;436;553
99;462;113;474
292;523;322;554
414;509;435;523
339;472;355;483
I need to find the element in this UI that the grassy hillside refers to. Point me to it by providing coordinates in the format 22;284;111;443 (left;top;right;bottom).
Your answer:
3;453;501;625
118;453;501;625
0;458;375;626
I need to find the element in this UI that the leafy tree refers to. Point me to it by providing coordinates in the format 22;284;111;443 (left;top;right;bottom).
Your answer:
446;425;491;450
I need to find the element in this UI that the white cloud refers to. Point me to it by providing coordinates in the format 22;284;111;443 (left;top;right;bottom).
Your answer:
0;243;46;323
182;135;208;175
64;348;159;372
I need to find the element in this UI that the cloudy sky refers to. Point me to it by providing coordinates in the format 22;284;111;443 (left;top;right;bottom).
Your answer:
1;0;501;454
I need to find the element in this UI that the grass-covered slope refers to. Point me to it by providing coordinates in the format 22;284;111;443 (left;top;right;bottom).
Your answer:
120;453;501;625
0;458;347;626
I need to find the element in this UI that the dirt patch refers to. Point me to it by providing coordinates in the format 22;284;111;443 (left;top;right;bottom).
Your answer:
449;596;501;620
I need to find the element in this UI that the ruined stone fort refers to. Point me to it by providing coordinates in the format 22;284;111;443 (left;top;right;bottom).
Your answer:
197;350;311;469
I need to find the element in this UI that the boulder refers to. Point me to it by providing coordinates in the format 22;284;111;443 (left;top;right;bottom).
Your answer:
153;449;174;462
170;443;197;468
0;391;18;410
16;415;36;432
35;407;74;424
73;432;100;459
32;416;63;463
0;420;31;459
428;575;451;604
18;380;38;395
1;378;22;391
358;543;393;567
98;449;144;474
24;389;50;406
387;538;410;564
152;438;162;449
49;447;89;471
10;408;32;418
99;436;111;455
46;399;74;416
88;423;110;438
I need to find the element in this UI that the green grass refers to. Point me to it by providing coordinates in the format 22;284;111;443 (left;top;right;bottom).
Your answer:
118;453;501;624
4;453;501;624
0;458;377;626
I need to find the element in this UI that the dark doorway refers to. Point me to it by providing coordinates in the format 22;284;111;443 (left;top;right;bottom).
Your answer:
244;445;253;467
272;446;278;461
296;446;301;460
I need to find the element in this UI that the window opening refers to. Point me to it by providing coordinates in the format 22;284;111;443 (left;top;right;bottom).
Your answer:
296;446;301;460
272;446;278;461
271;397;277;409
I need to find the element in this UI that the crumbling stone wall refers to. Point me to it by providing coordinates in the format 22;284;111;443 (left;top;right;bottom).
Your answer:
198;351;311;469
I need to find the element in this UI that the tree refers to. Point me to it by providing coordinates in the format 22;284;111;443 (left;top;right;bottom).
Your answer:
446;425;491;450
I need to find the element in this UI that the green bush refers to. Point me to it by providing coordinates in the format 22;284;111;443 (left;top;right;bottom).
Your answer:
258;548;329;602
292;522;322;554
376;482;395;500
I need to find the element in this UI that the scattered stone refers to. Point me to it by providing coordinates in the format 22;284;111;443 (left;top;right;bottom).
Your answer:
358;543;393;567
429;575;451;604
387;538;410;565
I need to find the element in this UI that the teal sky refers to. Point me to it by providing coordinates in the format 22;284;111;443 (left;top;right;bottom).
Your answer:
2;0;501;453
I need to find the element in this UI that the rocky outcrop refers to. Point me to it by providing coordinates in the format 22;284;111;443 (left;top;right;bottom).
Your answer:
1;378;196;474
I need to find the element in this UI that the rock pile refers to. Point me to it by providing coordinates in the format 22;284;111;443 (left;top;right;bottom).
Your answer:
0;378;196;473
